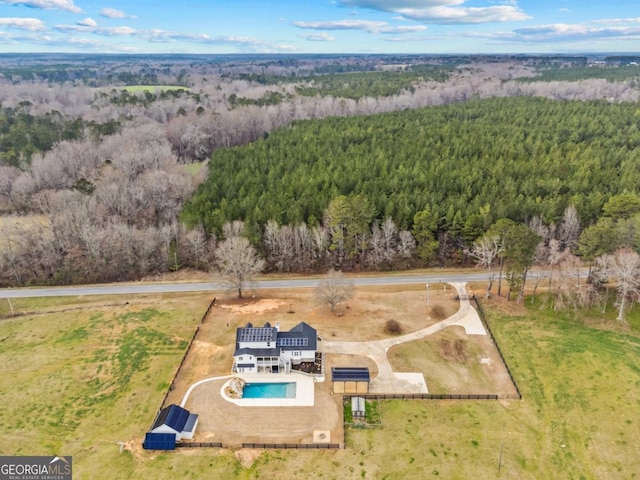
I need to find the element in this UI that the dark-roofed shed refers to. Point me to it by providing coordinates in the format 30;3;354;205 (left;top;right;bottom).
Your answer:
150;404;199;441
143;432;177;450
332;367;370;394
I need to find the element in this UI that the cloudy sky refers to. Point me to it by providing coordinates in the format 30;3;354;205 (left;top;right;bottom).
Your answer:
0;0;638;54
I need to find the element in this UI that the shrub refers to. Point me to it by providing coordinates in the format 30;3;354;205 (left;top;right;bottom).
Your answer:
430;304;447;320
384;319;402;335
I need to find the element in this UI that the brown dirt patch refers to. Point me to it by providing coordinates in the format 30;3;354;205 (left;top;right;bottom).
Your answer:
235;449;263;468
218;299;286;314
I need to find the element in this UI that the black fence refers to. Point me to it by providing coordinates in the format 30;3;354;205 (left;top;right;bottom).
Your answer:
473;297;522;400
153;296;217;427
176;442;223;448
157;441;342;450
242;443;341;450
344;393;499;401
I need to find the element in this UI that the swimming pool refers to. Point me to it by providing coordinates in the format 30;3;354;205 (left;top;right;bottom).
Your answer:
242;382;296;399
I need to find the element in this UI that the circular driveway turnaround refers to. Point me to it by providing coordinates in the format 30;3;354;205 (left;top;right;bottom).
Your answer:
321;282;486;394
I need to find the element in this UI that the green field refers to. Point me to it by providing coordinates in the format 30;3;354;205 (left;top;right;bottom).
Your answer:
0;291;638;479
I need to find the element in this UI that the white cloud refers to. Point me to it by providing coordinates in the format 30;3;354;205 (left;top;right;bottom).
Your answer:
55;23;136;36
396;5;529;23
511;23;640;42
294;19;426;34
142;29;267;48
99;7;136;19
294;19;387;31
381;25;427;33
77;17;97;27
342;0;459;8
298;32;335;41
0;16;45;31
339;0;530;24
469;22;640;45
593;17;640;25
0;0;81;13
52;20;283;51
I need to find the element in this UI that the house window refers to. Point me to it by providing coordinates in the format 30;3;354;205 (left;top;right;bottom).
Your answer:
239;357;243;361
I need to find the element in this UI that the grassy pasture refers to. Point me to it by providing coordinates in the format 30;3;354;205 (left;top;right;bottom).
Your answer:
0;292;212;478
0;287;638;479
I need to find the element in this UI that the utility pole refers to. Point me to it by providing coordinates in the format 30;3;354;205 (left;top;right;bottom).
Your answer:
425;282;430;305
7;298;14;316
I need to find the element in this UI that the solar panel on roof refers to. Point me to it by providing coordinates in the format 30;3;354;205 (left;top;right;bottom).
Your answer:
239;327;275;342
143;432;176;450
331;367;370;382
276;337;309;347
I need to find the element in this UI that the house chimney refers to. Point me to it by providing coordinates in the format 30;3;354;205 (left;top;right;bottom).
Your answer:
275;322;280;332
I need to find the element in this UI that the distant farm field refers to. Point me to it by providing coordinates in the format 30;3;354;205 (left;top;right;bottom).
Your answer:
120;85;190;92
0;286;638;479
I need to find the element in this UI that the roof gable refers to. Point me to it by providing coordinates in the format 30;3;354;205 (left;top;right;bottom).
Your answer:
289;322;316;335
152;404;190;432
279;322;317;350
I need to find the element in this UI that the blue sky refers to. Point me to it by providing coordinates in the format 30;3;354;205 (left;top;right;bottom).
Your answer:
0;0;638;54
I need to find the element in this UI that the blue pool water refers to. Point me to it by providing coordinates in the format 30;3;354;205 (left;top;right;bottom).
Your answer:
243;382;296;399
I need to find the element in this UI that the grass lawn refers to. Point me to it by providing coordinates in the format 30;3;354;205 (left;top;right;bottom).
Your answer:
0;292;212;479
339;298;640;479
0;286;638;479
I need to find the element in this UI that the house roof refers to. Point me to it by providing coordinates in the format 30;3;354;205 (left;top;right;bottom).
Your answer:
237;325;278;344
151;404;190;432
233;321;318;358
278;322;317;351
234;347;280;357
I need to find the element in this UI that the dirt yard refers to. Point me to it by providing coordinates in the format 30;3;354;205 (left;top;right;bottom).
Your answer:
165;284;516;445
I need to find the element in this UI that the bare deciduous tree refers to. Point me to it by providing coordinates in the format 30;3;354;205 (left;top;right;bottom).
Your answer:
467;234;502;298
397;230;416;259
315;269;355;315
594;247;640;322
214;236;265;298
222;220;245;240
557;205;582;251
0;166;21;207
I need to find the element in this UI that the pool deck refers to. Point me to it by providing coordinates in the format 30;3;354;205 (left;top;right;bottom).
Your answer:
183;371;342;446
221;373;318;407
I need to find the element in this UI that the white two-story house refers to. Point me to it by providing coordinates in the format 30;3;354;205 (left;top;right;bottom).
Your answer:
232;321;317;374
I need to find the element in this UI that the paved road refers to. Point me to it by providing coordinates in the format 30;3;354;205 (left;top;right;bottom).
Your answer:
0;272;489;298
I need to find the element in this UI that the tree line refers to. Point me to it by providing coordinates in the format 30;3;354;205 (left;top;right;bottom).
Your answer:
183;96;640;240
2;56;640;290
